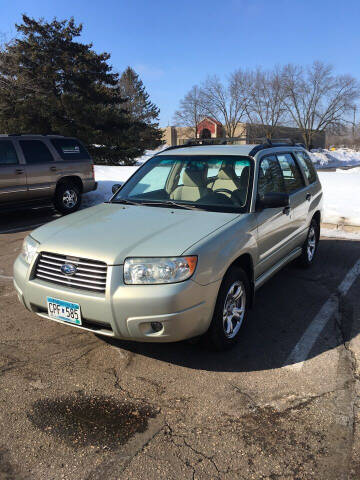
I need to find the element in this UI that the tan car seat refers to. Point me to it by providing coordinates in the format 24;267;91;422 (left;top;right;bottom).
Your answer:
170;166;210;202
211;163;249;204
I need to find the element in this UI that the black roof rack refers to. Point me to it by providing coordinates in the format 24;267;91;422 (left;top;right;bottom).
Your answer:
160;137;306;155
248;138;306;155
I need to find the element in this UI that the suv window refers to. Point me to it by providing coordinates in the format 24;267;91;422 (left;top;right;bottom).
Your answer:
294;151;317;184
20;140;54;164
0;141;18;165
276;153;305;193
258;155;285;195
51;138;90;160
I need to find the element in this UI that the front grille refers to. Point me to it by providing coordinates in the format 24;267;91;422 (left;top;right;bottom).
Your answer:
34;252;108;293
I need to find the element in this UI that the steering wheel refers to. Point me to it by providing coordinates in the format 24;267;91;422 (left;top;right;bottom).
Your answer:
213;188;233;196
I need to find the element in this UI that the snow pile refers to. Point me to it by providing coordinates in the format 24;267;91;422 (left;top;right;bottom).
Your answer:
310;148;360;169
317;168;360;226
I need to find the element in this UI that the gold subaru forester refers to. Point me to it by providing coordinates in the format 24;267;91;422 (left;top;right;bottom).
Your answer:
14;140;322;350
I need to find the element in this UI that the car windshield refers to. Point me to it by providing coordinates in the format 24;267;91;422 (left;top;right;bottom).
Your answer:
111;155;253;213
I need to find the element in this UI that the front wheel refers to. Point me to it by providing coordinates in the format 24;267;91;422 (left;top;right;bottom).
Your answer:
204;267;250;351
54;183;81;214
298;219;319;267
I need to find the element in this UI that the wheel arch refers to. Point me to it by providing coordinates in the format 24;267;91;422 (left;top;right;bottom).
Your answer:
312;210;321;240
56;176;84;193
226;253;255;307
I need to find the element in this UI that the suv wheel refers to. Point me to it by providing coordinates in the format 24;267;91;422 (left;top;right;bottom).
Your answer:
204;266;250;351
54;182;81;214
298;218;319;267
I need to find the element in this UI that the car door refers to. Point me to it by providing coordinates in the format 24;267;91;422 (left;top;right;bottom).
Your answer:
255;154;296;276
18;139;63;200
276;152;308;239
0;139;27;205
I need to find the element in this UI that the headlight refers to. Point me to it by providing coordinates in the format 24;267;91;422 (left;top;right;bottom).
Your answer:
21;236;40;265
124;256;197;285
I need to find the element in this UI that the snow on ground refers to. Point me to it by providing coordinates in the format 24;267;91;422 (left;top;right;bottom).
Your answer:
317;168;360;226
310;148;360;169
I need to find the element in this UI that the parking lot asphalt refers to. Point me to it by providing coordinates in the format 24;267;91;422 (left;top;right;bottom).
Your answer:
1;207;360;480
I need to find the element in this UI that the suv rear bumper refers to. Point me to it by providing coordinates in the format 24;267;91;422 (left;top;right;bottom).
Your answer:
83;180;97;193
13;254;220;343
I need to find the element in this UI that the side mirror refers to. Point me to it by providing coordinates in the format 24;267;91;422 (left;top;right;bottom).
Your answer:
112;184;122;194
257;192;289;210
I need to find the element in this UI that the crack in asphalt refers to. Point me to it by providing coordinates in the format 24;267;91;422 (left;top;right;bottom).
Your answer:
163;422;224;480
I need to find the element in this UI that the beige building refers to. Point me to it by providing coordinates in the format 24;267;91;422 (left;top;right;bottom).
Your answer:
163;117;326;149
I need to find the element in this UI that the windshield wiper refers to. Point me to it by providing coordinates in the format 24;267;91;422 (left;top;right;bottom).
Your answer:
139;200;207;211
111;199;141;206
112;198;207;210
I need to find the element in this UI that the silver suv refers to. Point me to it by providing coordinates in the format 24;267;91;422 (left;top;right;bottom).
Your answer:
0;134;97;213
14;140;322;351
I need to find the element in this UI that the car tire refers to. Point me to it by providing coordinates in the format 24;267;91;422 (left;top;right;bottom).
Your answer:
54;182;81;214
298;218;319;268
204;266;250;351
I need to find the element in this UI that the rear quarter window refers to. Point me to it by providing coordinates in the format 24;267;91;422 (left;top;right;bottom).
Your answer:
294;150;318;184
51;139;90;160
20;140;54;164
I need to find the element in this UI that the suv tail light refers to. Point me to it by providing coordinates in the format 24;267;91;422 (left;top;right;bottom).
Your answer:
91;164;95;179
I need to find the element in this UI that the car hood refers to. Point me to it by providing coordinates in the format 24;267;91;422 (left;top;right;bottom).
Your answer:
31;203;240;265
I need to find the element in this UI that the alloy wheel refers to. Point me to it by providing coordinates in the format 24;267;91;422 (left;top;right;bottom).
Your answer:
222;280;246;339
62;189;78;209
307;225;316;262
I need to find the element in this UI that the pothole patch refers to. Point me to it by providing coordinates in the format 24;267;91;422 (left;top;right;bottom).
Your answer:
27;392;158;450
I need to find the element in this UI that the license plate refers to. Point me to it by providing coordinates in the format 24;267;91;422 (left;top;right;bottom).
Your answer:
47;297;82;325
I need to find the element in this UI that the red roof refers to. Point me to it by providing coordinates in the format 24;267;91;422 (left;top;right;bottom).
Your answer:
198;117;222;127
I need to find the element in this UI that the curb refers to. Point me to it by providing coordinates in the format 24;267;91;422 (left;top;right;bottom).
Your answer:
321;222;360;233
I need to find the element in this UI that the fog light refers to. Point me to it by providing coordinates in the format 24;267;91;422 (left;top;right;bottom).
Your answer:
151;322;163;333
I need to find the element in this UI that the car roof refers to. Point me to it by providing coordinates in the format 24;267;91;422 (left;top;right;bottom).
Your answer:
156;144;259;157
156;143;307;158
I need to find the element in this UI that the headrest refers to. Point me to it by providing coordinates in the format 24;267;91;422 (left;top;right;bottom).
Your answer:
217;163;238;180
182;166;206;187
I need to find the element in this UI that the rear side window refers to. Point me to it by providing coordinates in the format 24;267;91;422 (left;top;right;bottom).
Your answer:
276;153;305;193
20;140;54;164
51;139;90;160
258;155;285;195
0;141;18;165
294;151;317;184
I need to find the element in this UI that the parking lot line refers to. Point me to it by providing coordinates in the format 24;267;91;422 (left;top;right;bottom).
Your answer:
285;257;360;371
0;274;13;281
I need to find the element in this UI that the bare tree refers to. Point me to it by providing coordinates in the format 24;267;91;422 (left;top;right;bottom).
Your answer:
173;85;204;138
200;71;250;137
281;61;359;149
246;67;288;139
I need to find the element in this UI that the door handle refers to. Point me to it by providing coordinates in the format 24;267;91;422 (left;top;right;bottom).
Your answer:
50;166;57;172
15;168;24;174
306;193;311;201
283;206;291;215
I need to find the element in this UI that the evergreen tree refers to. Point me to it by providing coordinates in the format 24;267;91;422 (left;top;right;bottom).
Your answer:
118;67;163;162
0;16;161;164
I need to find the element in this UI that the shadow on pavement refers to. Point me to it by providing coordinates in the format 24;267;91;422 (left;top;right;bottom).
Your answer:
102;239;360;373
0;206;60;234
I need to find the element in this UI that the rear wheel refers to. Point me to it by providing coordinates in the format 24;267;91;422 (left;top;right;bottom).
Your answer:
204;266;250;351
54;182;81;214
298;218;319;267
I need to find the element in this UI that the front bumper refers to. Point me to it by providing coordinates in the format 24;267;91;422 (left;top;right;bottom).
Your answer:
13;254;220;342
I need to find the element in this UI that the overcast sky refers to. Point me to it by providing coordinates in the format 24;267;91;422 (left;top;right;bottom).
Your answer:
1;0;358;126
